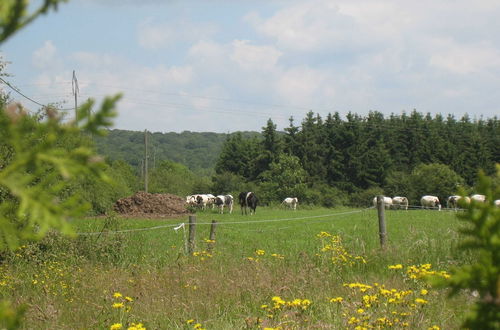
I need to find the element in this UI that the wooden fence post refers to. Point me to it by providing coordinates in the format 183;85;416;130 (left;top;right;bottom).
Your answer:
188;215;196;254
377;195;387;249
208;220;217;252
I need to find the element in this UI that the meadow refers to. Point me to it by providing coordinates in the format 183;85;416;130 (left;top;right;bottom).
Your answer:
0;206;473;329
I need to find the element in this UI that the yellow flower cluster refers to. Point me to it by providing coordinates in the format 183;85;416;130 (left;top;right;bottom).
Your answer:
186;319;206;330
192;250;213;261
109;292;144;329
112;292;134;311
406;264;450;280
246;249;285;262
28;260;77;302
389;263;451;282
263;296;312;313
258;296;312;329
316;232;367;266
334;280;437;328
109;323;145;330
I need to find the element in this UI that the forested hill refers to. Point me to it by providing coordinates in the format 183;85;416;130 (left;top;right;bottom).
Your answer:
93;129;260;173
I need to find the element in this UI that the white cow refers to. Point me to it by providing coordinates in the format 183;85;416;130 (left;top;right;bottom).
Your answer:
392;196;409;210
494;200;500;208
421;195;441;211
282;197;298;210
470;194;486;203
214;195;234;214
372;196;393;209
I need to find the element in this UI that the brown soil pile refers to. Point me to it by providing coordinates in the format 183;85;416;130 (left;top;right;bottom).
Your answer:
114;191;189;218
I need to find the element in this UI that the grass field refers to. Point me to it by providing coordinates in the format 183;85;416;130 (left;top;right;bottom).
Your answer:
1;207;473;329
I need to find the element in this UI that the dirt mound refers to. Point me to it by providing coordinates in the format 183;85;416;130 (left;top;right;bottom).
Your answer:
114;191;189;218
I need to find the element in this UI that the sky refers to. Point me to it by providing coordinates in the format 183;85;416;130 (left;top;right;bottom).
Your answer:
1;0;500;133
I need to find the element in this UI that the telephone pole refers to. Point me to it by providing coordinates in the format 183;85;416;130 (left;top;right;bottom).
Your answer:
72;70;79;125
144;129;149;193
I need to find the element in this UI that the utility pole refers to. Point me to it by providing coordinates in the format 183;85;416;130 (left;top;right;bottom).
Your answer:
72;70;79;125
144;129;149;193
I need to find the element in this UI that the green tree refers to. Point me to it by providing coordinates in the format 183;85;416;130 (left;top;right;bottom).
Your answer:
148;160;197;197
258;154;307;203
407;163;465;204
283;116;299;156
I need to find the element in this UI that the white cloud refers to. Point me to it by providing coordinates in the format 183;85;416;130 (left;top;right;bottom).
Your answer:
274;66;330;107
230;40;282;71
137;18;217;50
429;39;500;74
32;40;59;70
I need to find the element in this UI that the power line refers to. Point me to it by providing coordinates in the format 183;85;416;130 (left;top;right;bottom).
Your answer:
0;76;74;111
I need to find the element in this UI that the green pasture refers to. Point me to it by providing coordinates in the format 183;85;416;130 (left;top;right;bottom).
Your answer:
71;206;468;269
1;207;472;329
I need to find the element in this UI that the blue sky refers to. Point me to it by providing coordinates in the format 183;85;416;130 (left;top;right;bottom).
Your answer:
1;0;499;133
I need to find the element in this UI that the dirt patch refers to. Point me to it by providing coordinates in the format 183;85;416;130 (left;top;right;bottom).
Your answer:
114;191;190;218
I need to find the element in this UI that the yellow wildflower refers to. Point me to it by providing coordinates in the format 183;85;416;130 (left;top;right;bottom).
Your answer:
110;324;123;330
421;289;428;295
125;296;133;302
256;249;265;256
415;298;428;304
113;292;123;298
186;319;194;324
112;302;124;308
127;323;146;330
317;231;332;238
388;264;403;269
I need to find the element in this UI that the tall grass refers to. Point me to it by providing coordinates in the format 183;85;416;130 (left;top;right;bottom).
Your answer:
0;207;472;329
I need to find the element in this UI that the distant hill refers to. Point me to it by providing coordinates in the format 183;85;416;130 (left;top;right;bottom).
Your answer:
93;129;260;174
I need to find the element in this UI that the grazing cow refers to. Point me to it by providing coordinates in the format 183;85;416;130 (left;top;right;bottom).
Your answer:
446;195;470;209
195;194;209;210
420;195;441;211
206;194;216;209
214;195;234;214
239;192;258;215
447;195;460;209
392;196;408;210
185;195;197;207
470;194;486;203
494;200;500;208
282;197;298;210
372;196;393;209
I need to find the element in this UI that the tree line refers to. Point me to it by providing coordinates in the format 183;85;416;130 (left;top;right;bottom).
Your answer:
215;111;499;206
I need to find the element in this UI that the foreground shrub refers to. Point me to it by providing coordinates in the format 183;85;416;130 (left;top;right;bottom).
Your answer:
431;168;500;329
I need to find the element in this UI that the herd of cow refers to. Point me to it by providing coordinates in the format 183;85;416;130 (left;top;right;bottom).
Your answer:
373;194;500;210
185;193;299;214
185;191;499;214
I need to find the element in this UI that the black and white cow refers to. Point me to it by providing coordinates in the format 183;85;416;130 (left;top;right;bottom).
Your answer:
447;195;470;210
282;197;298;210
214;194;234;214
239;192;258;215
